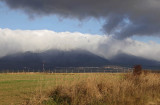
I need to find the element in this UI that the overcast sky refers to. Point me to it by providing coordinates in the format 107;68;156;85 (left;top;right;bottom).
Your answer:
0;0;160;61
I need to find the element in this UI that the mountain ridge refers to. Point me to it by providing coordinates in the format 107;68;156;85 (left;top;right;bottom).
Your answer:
0;50;160;71
0;49;110;70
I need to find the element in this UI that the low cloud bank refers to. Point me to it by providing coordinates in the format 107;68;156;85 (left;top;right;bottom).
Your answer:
0;28;160;61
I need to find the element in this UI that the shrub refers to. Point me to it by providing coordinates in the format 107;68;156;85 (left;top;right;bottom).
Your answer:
133;65;142;76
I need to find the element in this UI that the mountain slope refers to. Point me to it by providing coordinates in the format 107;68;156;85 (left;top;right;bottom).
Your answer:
0;50;160;71
110;53;160;69
0;50;110;70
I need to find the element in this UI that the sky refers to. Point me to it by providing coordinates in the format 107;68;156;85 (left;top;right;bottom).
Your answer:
0;0;160;62
0;2;104;35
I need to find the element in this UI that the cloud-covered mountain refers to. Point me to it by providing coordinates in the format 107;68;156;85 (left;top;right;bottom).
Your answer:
1;28;160;62
0;29;160;71
110;53;160;68
0;49;160;71
0;50;110;70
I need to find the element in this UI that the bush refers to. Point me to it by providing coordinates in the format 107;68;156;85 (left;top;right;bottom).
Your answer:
133;65;142;76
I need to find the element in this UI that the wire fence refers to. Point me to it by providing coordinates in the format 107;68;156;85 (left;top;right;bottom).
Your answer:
1;66;160;74
0;67;134;73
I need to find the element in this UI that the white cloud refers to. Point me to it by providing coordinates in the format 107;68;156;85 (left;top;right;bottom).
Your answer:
0;28;160;61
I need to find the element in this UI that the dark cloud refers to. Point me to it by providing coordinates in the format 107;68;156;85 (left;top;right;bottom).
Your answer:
1;0;160;38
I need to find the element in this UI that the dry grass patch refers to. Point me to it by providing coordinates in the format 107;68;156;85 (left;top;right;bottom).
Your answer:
26;73;160;105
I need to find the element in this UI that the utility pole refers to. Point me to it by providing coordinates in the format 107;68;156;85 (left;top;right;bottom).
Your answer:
43;62;45;72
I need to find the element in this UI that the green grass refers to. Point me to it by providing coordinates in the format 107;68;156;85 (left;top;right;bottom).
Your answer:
0;73;119;105
0;73;61;105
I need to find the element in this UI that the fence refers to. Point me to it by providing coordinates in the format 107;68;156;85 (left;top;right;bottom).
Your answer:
0;66;133;73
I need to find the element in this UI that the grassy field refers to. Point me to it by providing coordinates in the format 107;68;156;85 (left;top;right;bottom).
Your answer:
0;73;117;105
0;72;160;105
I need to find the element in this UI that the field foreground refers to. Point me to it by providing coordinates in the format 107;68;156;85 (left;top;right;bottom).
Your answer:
0;73;160;105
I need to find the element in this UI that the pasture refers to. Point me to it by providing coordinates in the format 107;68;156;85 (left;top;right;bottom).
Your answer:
0;72;160;105
0;73;117;105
